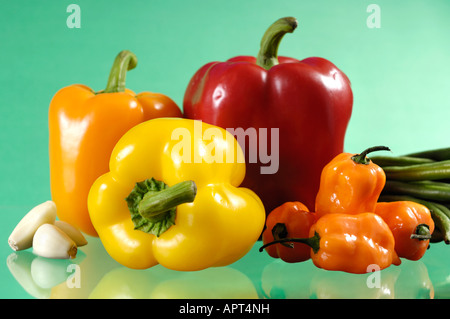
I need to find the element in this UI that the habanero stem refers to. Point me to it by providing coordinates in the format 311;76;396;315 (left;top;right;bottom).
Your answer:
410;223;432;241
259;232;321;254
351;146;391;165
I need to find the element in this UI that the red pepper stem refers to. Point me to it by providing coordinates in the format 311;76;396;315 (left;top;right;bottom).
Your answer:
351;146;391;165
256;17;298;70
103;50;137;93
259;231;321;253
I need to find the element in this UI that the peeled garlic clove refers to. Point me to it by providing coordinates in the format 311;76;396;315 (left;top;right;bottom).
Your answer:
54;220;88;247
8;201;57;251
33;224;77;259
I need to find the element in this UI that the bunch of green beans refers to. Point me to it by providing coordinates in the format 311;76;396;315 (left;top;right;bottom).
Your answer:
371;147;450;244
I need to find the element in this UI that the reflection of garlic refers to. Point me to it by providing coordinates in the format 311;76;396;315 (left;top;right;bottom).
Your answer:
54;220;88;247
31;257;72;289
6;252;51;299
8;201;57;251
33;224;77;259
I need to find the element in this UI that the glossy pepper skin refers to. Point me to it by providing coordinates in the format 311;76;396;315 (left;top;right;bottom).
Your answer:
375;201;435;261
262;202;316;263
183;17;353;213
87;118;265;271
49;51;182;236
315;146;390;219
261;213;400;274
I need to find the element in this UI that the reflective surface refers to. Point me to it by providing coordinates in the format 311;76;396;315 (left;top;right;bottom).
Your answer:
1;0;450;300
3;230;449;299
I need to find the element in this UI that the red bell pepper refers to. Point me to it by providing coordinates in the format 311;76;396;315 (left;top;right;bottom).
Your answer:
183;17;353;212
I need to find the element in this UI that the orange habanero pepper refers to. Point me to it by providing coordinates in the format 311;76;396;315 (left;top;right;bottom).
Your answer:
49;50;182;236
315;146;390;219
262;202;316;263
260;212;400;274
375;201;435;261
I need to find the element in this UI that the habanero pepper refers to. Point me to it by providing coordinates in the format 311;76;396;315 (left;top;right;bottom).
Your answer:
260;212;401;274
183;17;353;214
49;50;182;236
315;146;390;219
375;201;435;261
262;202;316;263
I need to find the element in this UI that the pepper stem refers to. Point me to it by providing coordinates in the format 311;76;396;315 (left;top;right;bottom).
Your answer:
411;223;432;240
256;17;298;70
103;50;137;93
351;146;391;165
138;180;197;220
259;231;321;254
272;223;292;248
125;178;197;237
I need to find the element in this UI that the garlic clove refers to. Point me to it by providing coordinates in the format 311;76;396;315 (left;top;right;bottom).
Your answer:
54;220;88;247
8;201;57;251
32;224;77;259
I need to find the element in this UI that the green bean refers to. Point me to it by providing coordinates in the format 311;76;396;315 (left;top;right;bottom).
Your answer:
382;160;450;181
378;195;450;244
406;147;450;161
371;155;435;167
382;180;450;202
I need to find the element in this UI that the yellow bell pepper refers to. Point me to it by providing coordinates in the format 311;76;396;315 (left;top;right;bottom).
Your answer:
87;118;265;271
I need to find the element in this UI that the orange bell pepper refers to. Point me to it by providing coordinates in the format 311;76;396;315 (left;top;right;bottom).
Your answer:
375;201;435;261
48;50;182;236
315;146;390;219
262;202;316;263
260;212;400;274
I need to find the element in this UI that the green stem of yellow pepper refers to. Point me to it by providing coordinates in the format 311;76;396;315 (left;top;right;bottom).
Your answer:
138;180;197;220
125;178;197;237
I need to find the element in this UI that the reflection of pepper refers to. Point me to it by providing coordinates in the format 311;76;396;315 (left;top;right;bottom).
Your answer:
315;146;390;219
310;264;400;299
262;202;316;263
260;213;400;274
89;266;258;299
183;17;353;214
49;50;182;236
88;118;265;271
375;201;435;261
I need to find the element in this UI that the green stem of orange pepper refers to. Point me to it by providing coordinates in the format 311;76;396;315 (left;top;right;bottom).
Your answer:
351;146;391;165
103;50;138;93
410;223;432;240
259;231;321;253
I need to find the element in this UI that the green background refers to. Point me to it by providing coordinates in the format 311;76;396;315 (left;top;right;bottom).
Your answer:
1;0;449;299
